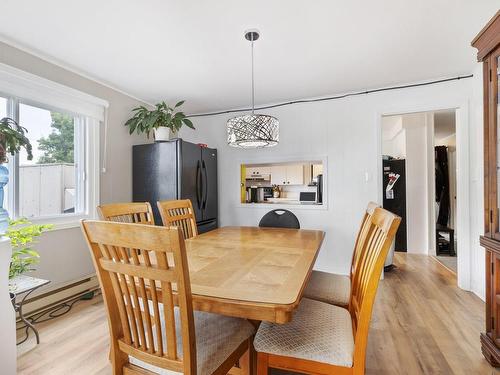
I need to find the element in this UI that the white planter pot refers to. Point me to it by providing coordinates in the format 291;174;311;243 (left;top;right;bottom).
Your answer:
154;127;170;142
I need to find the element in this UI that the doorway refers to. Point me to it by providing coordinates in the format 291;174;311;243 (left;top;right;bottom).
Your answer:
380;109;458;274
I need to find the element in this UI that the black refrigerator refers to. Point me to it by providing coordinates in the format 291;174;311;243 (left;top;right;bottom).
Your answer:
133;139;218;234
382;158;407;252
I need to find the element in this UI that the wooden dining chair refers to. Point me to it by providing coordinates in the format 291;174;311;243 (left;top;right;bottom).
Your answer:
97;202;155;225
303;202;378;307
157;199;198;239
254;207;401;375
81;220;255;375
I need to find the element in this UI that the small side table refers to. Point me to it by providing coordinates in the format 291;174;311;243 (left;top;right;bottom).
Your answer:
9;275;50;345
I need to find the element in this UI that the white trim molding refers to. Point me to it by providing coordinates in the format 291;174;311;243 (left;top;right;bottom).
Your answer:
0;62;108;121
376;100;472;292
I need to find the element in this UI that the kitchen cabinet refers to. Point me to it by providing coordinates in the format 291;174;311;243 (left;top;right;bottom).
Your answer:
246;167;271;178
270;166;287;185
472;10;500;367
313;164;324;177
286;165;304;185
271;164;304;185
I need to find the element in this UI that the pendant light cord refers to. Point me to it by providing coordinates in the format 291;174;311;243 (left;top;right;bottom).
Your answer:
188;74;473;118
251;35;255;115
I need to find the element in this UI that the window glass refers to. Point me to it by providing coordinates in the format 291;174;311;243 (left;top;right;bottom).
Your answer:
18;103;81;217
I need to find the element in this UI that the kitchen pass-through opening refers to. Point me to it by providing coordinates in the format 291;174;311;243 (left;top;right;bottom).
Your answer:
240;160;324;206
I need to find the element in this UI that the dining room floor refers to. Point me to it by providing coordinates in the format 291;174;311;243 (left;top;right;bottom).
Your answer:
16;253;499;375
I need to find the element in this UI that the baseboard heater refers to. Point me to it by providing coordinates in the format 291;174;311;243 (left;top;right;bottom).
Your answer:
18;274;100;319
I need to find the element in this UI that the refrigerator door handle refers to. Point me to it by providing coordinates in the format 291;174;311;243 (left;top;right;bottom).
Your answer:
202;160;208;209
196;160;202;210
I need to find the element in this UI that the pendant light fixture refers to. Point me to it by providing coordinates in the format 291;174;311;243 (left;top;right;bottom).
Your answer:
227;29;279;148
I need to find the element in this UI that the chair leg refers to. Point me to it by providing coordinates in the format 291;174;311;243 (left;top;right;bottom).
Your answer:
110;340;128;375
239;338;255;375
256;352;268;375
240;348;250;375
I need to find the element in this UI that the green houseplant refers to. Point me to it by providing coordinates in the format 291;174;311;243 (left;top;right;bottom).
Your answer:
125;101;195;141
0;117;33;164
7;218;53;279
0;117;33;233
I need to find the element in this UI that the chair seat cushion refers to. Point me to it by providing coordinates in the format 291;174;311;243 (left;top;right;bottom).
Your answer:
130;306;255;375
254;298;354;367
303;270;351;306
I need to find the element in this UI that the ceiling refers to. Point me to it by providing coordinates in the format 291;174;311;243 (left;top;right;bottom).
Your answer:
0;1;498;114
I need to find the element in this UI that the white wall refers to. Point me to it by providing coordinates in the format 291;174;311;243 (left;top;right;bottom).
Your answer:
180;70;485;299
0;42;148;292
403;113;431;254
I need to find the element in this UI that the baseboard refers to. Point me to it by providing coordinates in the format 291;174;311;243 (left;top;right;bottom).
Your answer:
19;274;100;318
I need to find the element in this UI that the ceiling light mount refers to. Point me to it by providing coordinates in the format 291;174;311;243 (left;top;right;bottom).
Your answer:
244;29;260;42
227;29;279;148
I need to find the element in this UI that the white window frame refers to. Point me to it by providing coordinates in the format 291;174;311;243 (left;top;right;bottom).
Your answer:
0;64;107;229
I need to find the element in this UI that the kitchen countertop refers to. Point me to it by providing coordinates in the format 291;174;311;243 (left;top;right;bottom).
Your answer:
245;200;322;205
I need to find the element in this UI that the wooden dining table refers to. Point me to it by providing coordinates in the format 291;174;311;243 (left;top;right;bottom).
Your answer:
182;226;325;324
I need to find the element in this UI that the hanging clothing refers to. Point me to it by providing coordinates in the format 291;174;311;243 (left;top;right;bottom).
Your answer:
435;145;450;226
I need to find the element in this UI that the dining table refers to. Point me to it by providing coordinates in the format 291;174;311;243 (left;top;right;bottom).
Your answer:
181;226;325;324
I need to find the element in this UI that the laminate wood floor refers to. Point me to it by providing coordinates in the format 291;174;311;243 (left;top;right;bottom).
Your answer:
17;253;499;375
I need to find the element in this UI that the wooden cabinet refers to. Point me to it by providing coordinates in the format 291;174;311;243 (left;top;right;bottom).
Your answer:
270;165;304;185
286;165;304;185
312;164;323;178
472;10;500;367
270;166;287;185
246;167;271;178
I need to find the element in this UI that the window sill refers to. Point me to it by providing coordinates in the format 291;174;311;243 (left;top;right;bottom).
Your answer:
20;213;94;231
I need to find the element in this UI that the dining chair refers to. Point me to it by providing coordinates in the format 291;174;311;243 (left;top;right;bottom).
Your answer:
254;207;401;375
97;202;155;225
157;199;198;239
258;209;300;229
81;220;255;375
303;202;378;307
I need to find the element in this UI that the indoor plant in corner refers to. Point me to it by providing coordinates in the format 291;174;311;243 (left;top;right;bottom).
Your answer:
0;117;33;233
125;101;195;141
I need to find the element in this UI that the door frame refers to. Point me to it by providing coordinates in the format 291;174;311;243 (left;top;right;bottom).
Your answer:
376;101;471;291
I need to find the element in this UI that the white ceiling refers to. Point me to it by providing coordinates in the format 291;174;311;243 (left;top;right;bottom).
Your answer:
0;1;498;113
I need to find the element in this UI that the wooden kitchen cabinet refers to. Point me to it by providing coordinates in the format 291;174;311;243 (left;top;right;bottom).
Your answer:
246;167;271;178
472;10;500;367
270;166;287;185
270;164;304;185
286;165;304;185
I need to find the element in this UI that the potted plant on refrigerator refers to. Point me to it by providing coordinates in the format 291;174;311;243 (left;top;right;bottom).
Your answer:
0;117;33;233
125;101;195;141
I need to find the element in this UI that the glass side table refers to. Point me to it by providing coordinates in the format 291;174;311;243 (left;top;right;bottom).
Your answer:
9;275;50;345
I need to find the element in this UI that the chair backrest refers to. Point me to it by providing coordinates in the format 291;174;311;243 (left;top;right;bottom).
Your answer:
97;202;155;225
81;221;196;374
157;199;198;240
350;202;379;279
349;207;401;372
258;209;300;229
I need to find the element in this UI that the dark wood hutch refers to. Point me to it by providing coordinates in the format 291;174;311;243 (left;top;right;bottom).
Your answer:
472;10;500;366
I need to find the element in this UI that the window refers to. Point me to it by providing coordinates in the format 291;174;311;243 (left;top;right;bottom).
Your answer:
18;103;83;218
0;64;107;226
